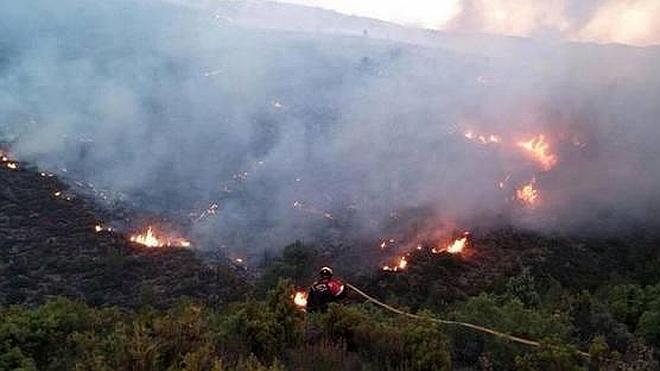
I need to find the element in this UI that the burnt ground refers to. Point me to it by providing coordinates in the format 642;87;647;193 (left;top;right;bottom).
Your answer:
327;217;660;313
2;155;659;314
0;162;248;309
350;226;660;311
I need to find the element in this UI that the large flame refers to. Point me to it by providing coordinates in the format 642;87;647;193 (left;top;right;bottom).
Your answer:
517;135;558;171
446;236;468;254
432;233;470;254
293;290;308;309
129;226;191;248
516;179;540;207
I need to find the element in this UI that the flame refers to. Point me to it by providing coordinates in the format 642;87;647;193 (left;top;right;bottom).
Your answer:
293;291;308;308
129;226;191;248
383;256;407;272
446;236;468;254
517;135;558;171
1;151;17;170
433;233;470;254
464;130;501;144
94;224;103;233
516;179;540;207
398;256;408;270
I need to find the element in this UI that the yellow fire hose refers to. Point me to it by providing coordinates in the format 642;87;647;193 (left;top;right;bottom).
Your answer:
345;282;590;358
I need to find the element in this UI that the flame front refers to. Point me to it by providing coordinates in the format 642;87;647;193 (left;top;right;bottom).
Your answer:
293;291;307;308
516;180;540;207
517;135;558;171
130;226;162;247
130;226;191;248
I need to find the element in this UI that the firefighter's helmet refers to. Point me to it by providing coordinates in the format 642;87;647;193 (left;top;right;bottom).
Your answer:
319;266;333;278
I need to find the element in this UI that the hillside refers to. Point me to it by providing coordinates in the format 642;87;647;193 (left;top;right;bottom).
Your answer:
2;0;660;369
3;157;660;369
0;158;247;308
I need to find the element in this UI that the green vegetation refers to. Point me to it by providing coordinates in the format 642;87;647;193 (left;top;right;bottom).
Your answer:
3;242;660;370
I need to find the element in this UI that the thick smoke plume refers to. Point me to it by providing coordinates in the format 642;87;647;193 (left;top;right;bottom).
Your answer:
2;0;660;254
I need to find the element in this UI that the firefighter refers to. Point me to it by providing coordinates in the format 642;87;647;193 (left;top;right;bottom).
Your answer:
306;266;346;312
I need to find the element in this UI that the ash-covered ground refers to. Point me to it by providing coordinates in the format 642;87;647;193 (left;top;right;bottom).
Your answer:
0;160;248;308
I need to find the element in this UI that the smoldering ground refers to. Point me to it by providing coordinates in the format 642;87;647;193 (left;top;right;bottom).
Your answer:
2;0;660;254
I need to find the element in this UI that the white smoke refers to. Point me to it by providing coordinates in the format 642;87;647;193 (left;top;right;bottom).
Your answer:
1;0;660;254
279;0;660;46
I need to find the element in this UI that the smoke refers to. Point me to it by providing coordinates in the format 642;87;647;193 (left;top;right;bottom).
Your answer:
280;0;660;46
2;0;660;254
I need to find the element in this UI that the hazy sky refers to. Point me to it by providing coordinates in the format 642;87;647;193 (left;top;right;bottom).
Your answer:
277;0;660;46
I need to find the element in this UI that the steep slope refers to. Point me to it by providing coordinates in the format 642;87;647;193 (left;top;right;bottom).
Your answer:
0;159;247;308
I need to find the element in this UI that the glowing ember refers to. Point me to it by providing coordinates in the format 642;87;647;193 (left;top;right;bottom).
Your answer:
383;256;408;272
498;174;511;189
380;239;396;249
517;135;558;171
129;226;191;248
516;179;540;207
293;291;308;308
192;202;220;223
464;130;501;144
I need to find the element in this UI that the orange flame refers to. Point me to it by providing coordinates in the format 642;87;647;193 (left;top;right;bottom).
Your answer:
383;256;408;272
1;151;18;170
446;236;468;254
433;233;470;254
129;226;191;248
293;291;308;308
516;179;540;207
517;135;558;171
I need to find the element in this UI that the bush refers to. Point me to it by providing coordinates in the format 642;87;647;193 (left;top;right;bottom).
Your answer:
315;303;452;370
449;294;573;369
257;241;318;293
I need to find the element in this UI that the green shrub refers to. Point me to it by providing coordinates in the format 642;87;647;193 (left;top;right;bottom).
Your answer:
315;303;452;370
